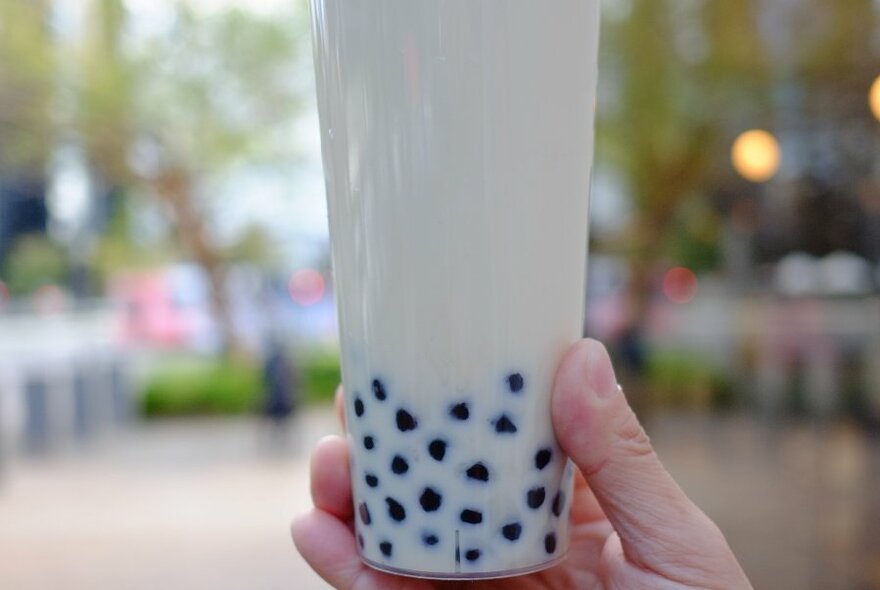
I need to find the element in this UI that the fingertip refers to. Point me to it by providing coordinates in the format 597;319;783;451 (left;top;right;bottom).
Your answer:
551;339;598;453
291;508;363;589
310;435;353;520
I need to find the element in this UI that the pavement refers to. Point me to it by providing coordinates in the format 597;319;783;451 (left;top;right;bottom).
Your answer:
1;408;879;590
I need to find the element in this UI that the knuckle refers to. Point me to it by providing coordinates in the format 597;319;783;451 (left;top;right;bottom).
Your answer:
614;407;654;460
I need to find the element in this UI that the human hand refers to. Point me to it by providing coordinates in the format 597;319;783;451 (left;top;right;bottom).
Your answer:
292;339;752;589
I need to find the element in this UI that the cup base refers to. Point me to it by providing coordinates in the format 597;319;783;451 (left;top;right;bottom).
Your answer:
360;551;569;581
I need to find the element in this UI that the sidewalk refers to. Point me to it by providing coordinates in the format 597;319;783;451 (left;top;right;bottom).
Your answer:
1;409;878;589
0;408;339;590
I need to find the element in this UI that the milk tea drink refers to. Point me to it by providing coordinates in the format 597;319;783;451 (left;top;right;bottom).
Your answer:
309;0;600;579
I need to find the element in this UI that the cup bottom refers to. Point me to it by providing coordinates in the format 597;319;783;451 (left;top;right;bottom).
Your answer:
360;550;569;581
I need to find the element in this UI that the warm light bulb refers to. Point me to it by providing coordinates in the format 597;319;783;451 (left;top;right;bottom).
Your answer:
731;129;781;183
870;76;880;122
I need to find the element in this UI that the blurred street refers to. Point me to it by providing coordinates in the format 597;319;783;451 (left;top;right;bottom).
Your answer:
1;408;879;590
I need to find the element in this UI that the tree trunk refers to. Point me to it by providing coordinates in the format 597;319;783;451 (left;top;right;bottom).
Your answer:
154;167;245;359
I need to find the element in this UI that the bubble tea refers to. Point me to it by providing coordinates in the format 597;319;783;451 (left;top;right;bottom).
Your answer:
309;0;600;580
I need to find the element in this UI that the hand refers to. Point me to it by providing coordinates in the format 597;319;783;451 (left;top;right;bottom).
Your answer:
292;339;752;589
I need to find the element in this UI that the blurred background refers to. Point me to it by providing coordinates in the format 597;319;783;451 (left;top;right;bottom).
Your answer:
0;0;878;588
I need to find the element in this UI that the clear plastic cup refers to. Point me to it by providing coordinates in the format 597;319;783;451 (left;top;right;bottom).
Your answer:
309;0;600;579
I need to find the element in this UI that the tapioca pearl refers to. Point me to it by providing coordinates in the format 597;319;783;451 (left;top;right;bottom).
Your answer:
501;522;523;542
396;408;418;432
464;549;482;562
449;402;470;421
428;439;447;462
385;497;407;522
422;532;440;547
354;396;364;418
527;487;546;509
465;462;490;482
493;414;518;434
544;533;557;554
363;436;376;450
507;373;525;393
535;448;553;470
357;534;365;550
358;502;371;525
365;473;379;488
372;379;387;401
419;487;443;512
460;509;483;525
379;541;392;557
391;455;409;475
552;491;565;517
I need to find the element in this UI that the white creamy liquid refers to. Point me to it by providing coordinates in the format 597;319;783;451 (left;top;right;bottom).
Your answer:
310;0;600;578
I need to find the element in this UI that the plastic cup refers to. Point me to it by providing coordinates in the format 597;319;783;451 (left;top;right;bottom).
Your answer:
309;0;600;579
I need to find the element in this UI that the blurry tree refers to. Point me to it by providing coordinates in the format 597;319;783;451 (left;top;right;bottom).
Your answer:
0;0;55;175
1;234;68;296
70;0;308;356
598;0;771;322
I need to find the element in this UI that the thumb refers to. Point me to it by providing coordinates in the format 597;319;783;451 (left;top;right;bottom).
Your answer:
551;339;729;575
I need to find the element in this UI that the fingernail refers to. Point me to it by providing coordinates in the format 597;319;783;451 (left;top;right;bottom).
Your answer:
585;340;618;399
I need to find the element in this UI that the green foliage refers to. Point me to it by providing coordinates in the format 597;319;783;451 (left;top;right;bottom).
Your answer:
223;224;278;268
0;0;55;171
141;359;263;417
646;350;735;410
666;196;722;272
1;234;68;296
139;349;341;418
300;350;341;405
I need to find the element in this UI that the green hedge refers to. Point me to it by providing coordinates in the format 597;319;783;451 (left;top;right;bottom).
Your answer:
300;350;341;405
646;350;735;409
140;351;342;417
141;360;263;417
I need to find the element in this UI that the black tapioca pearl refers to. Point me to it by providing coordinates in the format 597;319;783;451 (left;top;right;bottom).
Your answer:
419;487;443;512
535;448;553;470
460;509;483;525
365;473;379;488
493;414;518;434
527;487;546;509
501;522;522;541
450;402;470;421
465;549;482;562
379;541;392;557
363;436;376;450
507;373;525;393
422;533;439;546
428;439;447;461
552;491;565;517
358;502;371;525
386;497;406;522
396;409;418;432
391;455;409;475
466;462;490;482
545;533;557;554
372;379;387;401
357;534;365;549
354;396;365;417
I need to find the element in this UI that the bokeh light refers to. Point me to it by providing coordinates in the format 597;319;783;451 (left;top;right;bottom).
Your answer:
731;129;781;183
288;269;325;306
871;75;880;122
663;266;699;304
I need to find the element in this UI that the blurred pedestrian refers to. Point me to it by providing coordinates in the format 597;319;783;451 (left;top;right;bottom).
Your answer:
262;336;297;449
